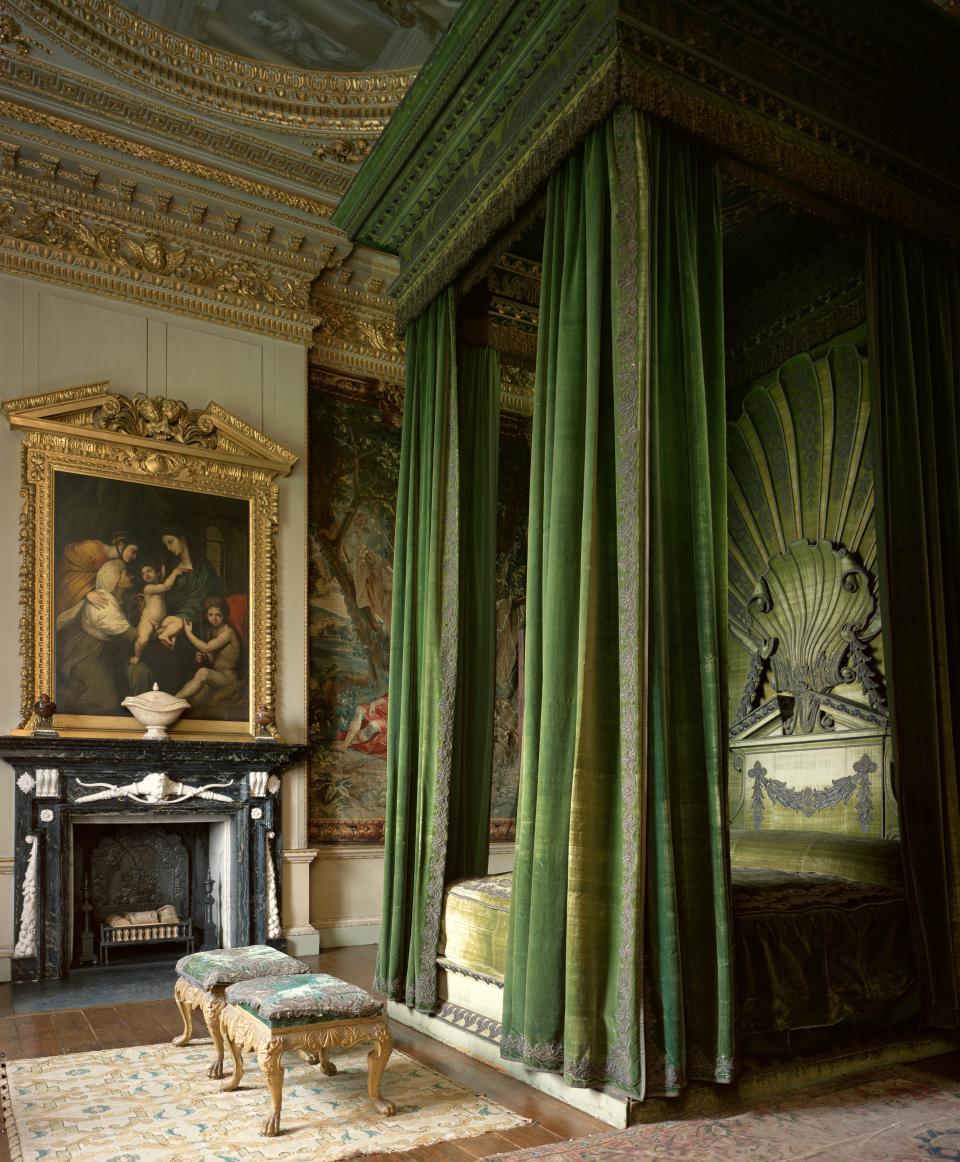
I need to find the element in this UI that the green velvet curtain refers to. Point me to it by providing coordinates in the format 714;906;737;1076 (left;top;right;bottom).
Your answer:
867;229;960;1028
501;107;732;1099
376;295;501;1009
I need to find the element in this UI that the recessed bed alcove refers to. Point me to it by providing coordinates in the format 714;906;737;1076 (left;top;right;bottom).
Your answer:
0;735;303;983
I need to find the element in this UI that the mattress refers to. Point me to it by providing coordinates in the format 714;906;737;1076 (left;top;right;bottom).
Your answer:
439;873;512;983
438;836;917;1046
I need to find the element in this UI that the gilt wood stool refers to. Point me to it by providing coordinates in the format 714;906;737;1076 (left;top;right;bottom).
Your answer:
220;972;396;1137
173;945;311;1078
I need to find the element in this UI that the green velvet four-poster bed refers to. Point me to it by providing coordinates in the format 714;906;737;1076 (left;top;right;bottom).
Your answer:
331;0;960;1125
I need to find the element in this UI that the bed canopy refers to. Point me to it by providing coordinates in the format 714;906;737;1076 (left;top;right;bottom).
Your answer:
332;0;960;1101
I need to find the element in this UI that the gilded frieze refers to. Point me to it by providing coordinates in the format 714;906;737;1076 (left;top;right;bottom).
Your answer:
0;185;316;313
310;287;405;384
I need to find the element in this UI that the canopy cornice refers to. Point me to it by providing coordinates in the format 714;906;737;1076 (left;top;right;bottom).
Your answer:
332;0;960;330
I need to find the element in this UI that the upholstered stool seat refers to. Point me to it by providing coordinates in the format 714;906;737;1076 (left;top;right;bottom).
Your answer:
173;945;311;1078
220;972;395;1137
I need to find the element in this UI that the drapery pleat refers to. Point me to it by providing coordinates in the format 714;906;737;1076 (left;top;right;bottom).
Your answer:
376;296;501;1011
501;107;732;1099
867;229;960;1028
449;346;501;877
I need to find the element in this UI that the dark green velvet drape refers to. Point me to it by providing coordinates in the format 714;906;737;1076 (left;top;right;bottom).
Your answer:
376;295;500;1009
868;229;960;1028
501;107;732;1099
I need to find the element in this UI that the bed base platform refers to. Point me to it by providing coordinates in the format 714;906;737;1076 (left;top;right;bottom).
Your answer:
387;998;634;1128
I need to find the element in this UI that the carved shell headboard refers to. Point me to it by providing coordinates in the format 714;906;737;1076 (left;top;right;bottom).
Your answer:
728;344;885;731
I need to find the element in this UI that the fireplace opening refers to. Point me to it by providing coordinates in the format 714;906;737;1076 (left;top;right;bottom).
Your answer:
70;818;229;968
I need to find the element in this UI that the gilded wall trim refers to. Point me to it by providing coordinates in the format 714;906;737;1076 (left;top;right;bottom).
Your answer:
0;183;321;341
8;0;413;128
0;238;318;342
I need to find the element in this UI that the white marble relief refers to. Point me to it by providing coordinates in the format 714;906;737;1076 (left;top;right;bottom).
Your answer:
74;772;233;804
16;773;35;794
13;835;39;958
249;770;269;796
36;769;59;797
265;830;281;939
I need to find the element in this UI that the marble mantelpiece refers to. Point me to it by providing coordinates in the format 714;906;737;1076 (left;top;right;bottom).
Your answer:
0;736;305;981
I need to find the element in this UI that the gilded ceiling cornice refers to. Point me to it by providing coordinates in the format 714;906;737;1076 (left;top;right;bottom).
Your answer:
8;0;414;129
0;99;339;219
1;118;339;238
0;182;321;342
2;59;353;199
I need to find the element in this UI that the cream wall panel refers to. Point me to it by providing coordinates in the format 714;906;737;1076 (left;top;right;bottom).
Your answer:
166;324;264;425
37;289;149;391
311;844;516;950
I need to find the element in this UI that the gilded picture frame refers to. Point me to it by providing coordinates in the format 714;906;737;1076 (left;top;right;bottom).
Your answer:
3;382;297;739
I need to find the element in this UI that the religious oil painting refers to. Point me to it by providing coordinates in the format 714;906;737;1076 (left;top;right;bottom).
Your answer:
308;389;400;843
53;472;251;725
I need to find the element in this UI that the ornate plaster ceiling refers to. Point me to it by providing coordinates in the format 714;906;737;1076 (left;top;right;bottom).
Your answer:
0;0;444;362
113;0;463;72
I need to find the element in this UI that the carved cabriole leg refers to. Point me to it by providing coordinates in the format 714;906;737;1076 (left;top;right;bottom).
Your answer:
319;1047;336;1076
367;1022;396;1116
171;977;194;1048
257;1038;286;1137
200;990;227;1078
221;1020;245;1092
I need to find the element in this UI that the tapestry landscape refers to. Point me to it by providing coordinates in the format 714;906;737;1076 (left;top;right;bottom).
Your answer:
307;387;529;843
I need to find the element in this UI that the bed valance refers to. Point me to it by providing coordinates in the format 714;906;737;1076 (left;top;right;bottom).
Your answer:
333;0;960;331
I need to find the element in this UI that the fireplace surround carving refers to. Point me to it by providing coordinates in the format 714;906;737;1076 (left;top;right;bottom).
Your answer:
0;735;304;980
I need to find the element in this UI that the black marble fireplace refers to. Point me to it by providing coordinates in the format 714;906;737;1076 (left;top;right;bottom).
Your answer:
0;735;304;981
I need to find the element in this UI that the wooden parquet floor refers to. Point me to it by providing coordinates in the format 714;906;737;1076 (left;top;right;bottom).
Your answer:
0;944;606;1161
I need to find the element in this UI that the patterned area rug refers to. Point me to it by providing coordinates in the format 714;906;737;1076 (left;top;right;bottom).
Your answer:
482;1066;960;1161
1;1040;529;1161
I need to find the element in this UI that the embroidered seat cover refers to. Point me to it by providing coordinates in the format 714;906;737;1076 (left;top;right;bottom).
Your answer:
225;972;383;1027
176;944;310;990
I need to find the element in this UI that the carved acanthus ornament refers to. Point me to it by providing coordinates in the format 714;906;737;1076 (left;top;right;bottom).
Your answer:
99;395;217;446
312;138;375;166
0;13;49;56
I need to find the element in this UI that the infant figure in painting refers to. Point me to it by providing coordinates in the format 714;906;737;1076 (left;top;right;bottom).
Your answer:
175;596;241;703
130;562;191;664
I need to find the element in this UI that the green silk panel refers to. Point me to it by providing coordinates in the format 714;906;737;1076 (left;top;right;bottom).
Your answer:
645;117;733;1095
867;229;960;1028
376;300;500;1011
501;108;732;1100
